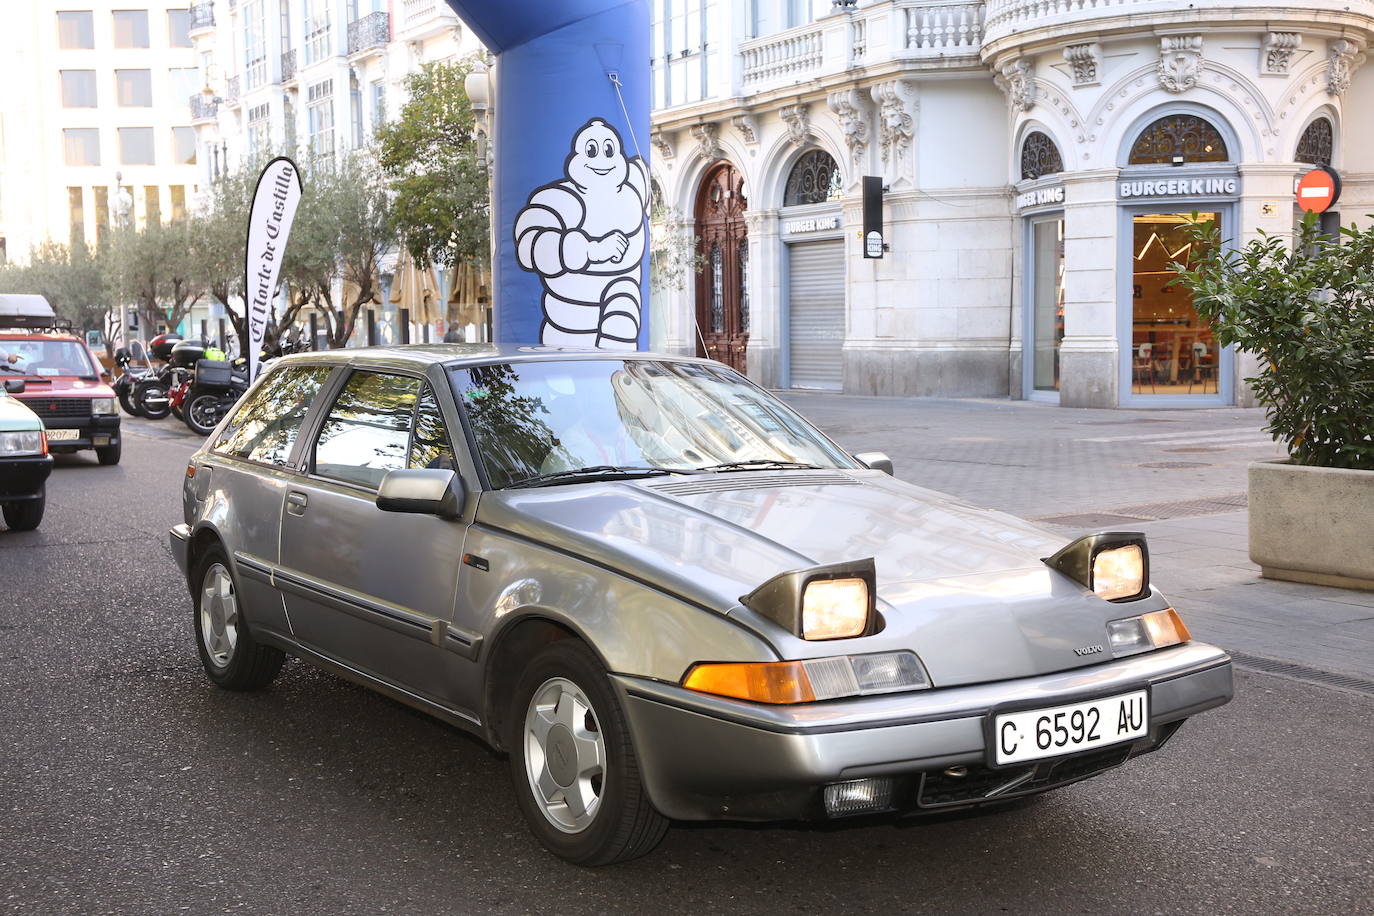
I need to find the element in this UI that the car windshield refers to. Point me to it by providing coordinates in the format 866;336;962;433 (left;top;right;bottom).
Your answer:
451;359;859;488
0;339;97;378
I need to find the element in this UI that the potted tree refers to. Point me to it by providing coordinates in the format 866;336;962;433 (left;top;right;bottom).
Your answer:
1170;212;1374;589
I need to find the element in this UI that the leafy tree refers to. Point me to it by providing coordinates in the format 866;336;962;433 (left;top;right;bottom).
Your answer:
282;152;396;348
0;240;110;338
1170;211;1374;470
376;60;489;272
104;218;205;336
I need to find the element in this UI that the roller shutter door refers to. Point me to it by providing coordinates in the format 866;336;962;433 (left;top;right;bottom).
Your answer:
787;239;845;390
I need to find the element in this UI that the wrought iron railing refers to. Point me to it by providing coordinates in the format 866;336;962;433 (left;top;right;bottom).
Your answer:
281;48;297;82
189;2;214;31
226;75;240;104
189;94;218;121
348;10;390;55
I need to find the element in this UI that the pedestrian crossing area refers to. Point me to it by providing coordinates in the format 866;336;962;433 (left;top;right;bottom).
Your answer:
1076;426;1281;450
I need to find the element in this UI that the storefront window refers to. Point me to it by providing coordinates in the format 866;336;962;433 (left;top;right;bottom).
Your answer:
1130;212;1218;395
1031;218;1065;392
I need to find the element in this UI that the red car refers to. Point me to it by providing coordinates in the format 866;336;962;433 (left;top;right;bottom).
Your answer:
1;305;121;466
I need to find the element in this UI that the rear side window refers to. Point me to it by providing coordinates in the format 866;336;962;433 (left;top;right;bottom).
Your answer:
212;365;331;465
312;371;422;490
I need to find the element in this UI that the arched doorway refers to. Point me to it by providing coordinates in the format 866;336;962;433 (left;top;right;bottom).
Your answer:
694;161;748;372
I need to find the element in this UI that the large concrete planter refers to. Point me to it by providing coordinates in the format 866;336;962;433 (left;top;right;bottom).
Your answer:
1249;459;1374;591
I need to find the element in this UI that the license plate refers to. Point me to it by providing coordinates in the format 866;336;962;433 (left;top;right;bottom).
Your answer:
92;435;110;446
991;690;1148;766
46;428;79;441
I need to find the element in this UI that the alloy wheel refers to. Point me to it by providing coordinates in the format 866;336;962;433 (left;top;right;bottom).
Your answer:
523;676;606;833
199;562;239;668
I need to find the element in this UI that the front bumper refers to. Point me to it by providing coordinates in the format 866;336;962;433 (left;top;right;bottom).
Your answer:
41;415;120;451
0;454;53;500
614;641;1232;822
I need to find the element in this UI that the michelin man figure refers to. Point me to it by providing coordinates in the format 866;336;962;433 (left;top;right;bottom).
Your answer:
514;119;649;349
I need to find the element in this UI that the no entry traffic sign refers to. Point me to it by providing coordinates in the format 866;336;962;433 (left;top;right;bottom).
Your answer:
1295;167;1341;213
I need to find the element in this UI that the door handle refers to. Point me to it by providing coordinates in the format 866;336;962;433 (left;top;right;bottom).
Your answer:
286;491;308;516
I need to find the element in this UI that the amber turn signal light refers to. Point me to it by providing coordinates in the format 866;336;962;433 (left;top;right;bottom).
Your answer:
682;661;817;704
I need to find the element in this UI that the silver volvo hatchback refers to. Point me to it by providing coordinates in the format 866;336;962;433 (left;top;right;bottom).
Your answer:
170;346;1233;865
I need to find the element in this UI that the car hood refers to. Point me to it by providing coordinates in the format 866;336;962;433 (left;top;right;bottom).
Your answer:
0;393;42;430
478;470;1166;687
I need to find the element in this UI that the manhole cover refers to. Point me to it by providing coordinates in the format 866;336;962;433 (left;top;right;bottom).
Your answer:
1138;460;1210;469
1163;447;1223;453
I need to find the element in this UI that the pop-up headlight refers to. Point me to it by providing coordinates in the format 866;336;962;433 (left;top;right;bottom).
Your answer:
1044;532;1150;602
741;558;877;640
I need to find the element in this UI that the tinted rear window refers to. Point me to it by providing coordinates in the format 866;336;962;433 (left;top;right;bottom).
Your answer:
212;365;331;465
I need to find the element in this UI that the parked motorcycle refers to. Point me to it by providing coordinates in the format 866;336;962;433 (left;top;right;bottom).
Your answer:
112;342;153;417
182;335;302;436
129;333;184;420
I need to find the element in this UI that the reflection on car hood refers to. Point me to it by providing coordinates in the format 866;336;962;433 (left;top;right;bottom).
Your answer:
480;468;1063;608
478;469;1166;687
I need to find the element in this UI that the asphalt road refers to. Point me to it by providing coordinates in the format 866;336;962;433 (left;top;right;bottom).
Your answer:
2;417;1372;915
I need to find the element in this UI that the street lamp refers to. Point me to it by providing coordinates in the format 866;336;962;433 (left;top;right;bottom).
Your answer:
464;58;492;169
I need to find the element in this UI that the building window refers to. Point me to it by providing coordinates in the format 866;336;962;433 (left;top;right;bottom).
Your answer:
168;67;199;107
654;0;709;108
783;149;842;206
60;70;98;107
350;82;363;147
1295;117;1334;167
1020;131;1064;180
118;127;155;165
112;10;150;48
144;186;161;224
94;186;110;244
370;80;385;131
68;187;85;243
63;128;101;166
709;243;724;333
167;8;192;47
307;79;335;161
243;0;268;90
303;0;333;66
115;69;153;106
738;239;749;333
1128;115;1228;165
284;95;297;152
785;0;812;29
170;185;187;221
172;126;197;164
57;11;95;49
247;103;270;156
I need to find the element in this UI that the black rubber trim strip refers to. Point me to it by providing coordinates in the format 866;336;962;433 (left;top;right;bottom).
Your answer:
232;552;274;585
272;566;436;639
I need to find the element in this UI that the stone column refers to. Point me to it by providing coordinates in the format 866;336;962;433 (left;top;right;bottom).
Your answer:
1058;168;1121;408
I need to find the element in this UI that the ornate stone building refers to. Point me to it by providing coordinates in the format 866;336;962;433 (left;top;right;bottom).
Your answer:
649;0;1374;407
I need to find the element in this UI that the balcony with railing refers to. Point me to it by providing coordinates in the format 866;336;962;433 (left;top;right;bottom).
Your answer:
348;10;390;57
736;0;985;94
399;0;460;37
226;75;240;105
281;48;297;83
982;0;1374;57
188;2;214;33
189;94;218;123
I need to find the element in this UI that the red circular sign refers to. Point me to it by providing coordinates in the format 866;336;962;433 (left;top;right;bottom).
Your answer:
1295;167;1339;213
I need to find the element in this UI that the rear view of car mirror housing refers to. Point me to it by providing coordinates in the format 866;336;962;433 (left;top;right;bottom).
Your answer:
854;451;894;475
3;379;24;394
376;468;465;519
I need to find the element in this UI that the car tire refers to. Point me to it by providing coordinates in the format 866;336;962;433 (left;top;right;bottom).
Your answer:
2;492;45;531
193;544;285;691
96;440;121;465
507;640;669;866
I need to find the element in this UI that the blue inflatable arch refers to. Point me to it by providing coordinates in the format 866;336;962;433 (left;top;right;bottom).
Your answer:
443;1;650;349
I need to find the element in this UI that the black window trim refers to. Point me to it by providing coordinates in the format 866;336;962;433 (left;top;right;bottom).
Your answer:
207;361;336;473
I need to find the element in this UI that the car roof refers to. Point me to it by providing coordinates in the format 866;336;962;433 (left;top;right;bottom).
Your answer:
270;344;722;374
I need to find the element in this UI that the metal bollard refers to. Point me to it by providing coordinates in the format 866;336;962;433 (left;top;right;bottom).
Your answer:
399;308;411;345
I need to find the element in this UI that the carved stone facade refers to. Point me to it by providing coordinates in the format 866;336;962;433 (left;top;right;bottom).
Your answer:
779;102;811;148
1158;35;1203;93
1064;43;1099;86
731;112;759;147
826;88;870;168
997;59;1035;110
691;123;723;161
869;80;915;164
1261;32;1300;76
651;131;674;164
1327;39;1362;95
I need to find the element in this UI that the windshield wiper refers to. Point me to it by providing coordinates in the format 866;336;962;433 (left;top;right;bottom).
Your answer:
700;459;826;472
506;465;686;489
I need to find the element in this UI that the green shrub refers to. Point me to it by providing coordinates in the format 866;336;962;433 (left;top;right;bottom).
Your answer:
1170;212;1374;470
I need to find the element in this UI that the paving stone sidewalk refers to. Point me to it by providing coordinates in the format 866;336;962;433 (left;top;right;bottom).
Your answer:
781;391;1374;682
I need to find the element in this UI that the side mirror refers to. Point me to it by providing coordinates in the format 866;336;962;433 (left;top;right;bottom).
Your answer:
854;451;894;476
376;468;464;519
100;368;112;382
3;379;25;395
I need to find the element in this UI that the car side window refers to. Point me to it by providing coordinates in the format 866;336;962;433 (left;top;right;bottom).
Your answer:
212;365;331;465
410;384;457;471
312;371;421;490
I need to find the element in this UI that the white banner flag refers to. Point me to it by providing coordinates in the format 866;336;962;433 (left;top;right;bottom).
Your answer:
244;157;303;380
